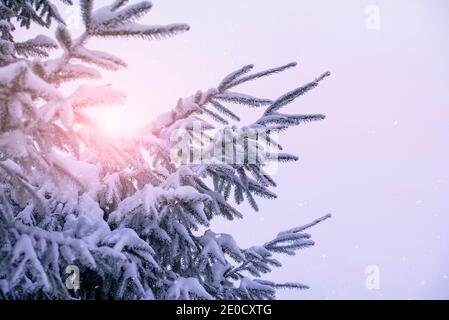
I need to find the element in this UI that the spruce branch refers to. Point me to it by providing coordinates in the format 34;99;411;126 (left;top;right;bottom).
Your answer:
264;71;331;116
0;0;332;300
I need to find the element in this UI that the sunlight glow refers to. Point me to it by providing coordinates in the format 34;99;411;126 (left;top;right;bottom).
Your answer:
88;107;140;138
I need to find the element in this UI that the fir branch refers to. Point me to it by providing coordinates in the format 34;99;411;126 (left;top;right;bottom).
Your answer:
228;62;297;89
214;92;272;107
208;100;240;121
80;0;94;30
218;64;254;91
94;23;190;40
94;1;153;29
264;71;331;115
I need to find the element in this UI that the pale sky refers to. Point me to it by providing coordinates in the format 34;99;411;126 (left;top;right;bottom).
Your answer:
18;0;449;299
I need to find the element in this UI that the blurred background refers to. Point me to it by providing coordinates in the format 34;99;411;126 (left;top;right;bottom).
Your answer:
18;0;449;299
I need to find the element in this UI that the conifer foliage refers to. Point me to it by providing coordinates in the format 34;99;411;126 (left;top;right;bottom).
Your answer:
0;0;330;299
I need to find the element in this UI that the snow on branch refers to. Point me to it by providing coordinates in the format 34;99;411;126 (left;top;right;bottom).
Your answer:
0;0;331;300
15;35;58;58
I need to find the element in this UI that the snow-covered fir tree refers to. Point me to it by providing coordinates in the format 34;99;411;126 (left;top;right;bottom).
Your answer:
0;0;331;300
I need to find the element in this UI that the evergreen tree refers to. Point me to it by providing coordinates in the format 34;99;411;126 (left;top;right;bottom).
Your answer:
0;0;331;300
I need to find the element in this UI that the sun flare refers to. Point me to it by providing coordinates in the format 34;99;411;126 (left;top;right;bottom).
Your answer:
88;107;139;138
